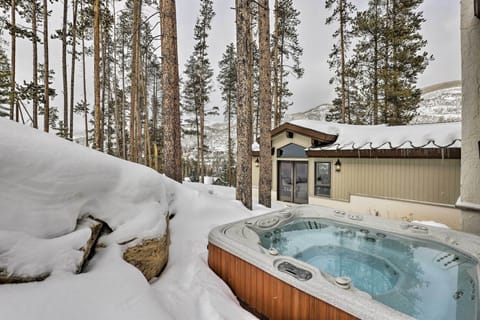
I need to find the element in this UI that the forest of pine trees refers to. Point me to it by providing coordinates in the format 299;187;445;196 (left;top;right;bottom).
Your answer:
326;0;432;125
0;0;432;209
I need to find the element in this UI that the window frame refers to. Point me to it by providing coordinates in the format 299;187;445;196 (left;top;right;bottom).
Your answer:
314;161;332;197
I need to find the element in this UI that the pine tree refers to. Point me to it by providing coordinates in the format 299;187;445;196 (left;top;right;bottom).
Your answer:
0;46;10;117
62;0;68;138
272;0;303;127
69;0;79;139
42;0;50;132
160;0;182;183
325;0;356;124
385;0;431;124
352;0;431;125
93;0;101;149
354;0;386;124
258;0;272;208
182;0;215;183
217;43;237;187
10;0;16;121
235;0;253;209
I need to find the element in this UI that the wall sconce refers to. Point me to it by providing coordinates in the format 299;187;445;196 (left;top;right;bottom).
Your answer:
335;159;342;172
255;158;259;167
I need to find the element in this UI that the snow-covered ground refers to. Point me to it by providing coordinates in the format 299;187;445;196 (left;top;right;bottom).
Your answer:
0;118;286;319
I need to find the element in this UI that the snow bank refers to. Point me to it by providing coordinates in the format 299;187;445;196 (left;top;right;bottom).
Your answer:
0;119;169;279
0;118;168;244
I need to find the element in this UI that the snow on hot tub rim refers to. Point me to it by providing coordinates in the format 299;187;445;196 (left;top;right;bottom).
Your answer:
208;205;480;320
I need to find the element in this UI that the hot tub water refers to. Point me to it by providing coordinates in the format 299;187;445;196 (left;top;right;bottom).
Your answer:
257;218;478;320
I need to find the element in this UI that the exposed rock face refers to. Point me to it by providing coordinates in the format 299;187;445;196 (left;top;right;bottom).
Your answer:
77;217;105;272
122;231;169;281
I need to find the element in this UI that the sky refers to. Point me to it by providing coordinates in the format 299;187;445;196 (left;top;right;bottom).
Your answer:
9;0;461;126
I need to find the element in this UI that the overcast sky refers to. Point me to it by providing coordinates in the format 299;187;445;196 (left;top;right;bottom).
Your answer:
11;0;461;123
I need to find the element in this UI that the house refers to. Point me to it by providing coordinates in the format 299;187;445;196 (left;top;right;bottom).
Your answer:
253;120;463;229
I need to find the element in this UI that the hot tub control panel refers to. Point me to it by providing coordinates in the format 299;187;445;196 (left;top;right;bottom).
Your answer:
278;261;312;281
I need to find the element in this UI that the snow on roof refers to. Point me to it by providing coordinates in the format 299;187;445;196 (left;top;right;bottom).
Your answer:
288;120;461;150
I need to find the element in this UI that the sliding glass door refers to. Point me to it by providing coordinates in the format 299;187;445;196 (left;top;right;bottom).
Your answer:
278;161;308;204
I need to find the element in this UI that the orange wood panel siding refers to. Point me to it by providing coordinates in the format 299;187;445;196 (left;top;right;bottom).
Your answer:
208;243;359;320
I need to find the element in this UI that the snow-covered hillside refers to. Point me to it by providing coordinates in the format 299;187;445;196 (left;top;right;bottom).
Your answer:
284;103;333;122
283;82;462;124
411;86;462;124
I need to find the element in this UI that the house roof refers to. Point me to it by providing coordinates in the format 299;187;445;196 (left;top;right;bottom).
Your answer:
270;122;338;143
281;120;462;159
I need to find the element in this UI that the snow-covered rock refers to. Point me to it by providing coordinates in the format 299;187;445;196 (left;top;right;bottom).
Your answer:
0;118;170;281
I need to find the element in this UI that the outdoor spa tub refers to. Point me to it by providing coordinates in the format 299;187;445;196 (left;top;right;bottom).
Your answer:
208;206;480;320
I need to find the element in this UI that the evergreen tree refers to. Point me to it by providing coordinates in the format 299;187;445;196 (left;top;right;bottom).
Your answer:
325;0;356;123
182;0;215;183
0;46;10;117
385;0;431;124
350;0;431;125
217;43;237;187
160;0;182;183
235;0;253;209
258;0;272;208
272;0;303;127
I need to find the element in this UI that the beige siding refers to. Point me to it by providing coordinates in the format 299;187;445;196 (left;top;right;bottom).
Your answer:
310;158;460;205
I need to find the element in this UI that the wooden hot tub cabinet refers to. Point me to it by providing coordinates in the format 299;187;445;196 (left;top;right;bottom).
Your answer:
208;243;358;320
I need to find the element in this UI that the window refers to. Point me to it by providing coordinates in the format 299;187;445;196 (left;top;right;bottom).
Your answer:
315;162;331;197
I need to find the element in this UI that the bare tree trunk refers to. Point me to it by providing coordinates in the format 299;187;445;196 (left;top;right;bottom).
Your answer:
258;0;272;208
272;0;279;128
43;0;50;132
121;36;126;159
10;0;15;121
152;72;158;166
69;0;78;139
160;0;182;182
32;0;38;129
130;0;141;162
142;58;151;166
235;0;252;209
227;92;232;186
62;0;68;137
278;30;285;124
101;25;107;151
93;0;101;148
80;0;88;146
339;0;346;124
112;0;121;157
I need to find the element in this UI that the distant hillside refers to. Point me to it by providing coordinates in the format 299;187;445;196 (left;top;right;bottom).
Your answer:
183;81;462;166
283;81;462;124
284;104;332;122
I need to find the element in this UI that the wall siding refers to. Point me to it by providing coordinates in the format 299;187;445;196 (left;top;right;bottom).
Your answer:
310;158;460;205
208;243;359;320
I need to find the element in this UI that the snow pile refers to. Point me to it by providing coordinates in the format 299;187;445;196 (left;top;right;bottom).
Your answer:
0;118;278;319
289;119;461;150
0;118;169;277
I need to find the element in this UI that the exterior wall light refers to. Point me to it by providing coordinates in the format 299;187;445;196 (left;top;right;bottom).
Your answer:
255;158;260;167
335;159;342;172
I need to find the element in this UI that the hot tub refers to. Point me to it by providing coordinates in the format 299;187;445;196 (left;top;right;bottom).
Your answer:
208;206;480;320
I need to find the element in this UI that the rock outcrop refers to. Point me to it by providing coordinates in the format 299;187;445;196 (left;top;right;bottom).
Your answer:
122;233;169;281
